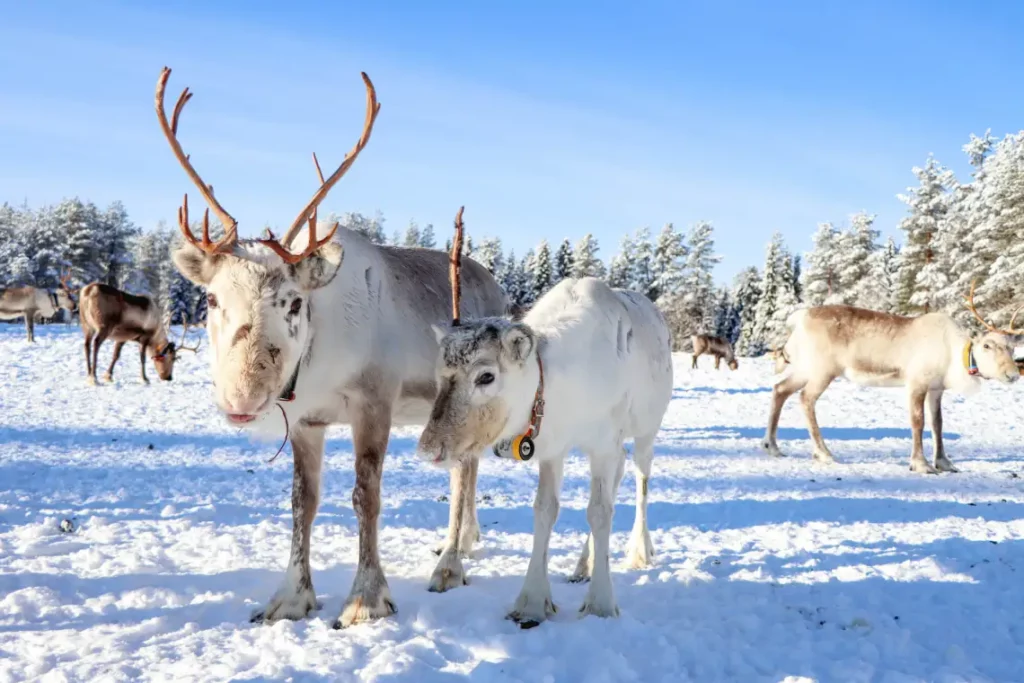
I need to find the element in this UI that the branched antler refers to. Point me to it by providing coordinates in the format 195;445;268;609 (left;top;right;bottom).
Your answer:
59;267;79;294
963;279;1024;335
177;194;236;255
178;320;202;353
450;207;465;326
156;67;239;254
278;73;380;249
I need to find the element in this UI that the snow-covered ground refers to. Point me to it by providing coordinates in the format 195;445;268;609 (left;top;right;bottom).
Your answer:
1;324;1023;682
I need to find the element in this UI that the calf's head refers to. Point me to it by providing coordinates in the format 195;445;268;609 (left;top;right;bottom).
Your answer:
150;342;177;381
418;318;538;467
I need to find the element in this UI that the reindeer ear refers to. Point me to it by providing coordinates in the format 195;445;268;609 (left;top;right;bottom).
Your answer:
501;323;535;364
172;242;224;286
294;242;344;291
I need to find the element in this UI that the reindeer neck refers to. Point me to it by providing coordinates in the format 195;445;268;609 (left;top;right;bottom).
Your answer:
149;325;171;355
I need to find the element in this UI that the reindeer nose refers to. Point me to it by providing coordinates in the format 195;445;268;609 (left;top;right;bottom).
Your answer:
224;395;269;417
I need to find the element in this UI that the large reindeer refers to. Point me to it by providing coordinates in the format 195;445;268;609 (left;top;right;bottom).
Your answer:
79;282;197;384
157;67;507;628
0;273;77;341
763;287;1021;473
691;334;738;370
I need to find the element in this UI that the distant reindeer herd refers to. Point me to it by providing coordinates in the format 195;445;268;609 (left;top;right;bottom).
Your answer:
0;64;1021;634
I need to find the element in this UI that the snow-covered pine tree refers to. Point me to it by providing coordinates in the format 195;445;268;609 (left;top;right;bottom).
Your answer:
530;240;554;300
747;233;797;355
572;233;605;279
628;228;656;299
518;249;537;308
554;239;574;283
863;236;902;313
896;156;954;314
100;201;139;287
651;222;687;303
341;211;387;244
711;287;739;341
0;203;16;286
791;254;802;302
606;233;635;289
680;221;720;322
419;224;436;249
802;222;839;306
402;220;421;248
474;237;505;276
732;266;762;356
975;132;1024;326
839;212;880;307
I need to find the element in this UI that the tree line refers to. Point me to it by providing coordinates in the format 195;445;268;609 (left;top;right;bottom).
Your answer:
2;127;1019;351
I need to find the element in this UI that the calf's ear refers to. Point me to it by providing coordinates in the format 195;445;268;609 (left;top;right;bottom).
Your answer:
501;323;535;365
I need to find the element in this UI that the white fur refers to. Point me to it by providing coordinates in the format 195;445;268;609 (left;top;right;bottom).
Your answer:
490;278;673;624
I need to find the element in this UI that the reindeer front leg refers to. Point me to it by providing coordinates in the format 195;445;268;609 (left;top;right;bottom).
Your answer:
25;314;34;343
335;400;396;629
509;456;564;628
252;426;324;623
908;387;938;474
927;390;957;473
429;459;475;592
103;342;125;382
714;354;721;370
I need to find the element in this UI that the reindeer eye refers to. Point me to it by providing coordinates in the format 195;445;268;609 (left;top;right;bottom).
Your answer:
984;344;991;350
476;372;495;386
207;293;218;309
289;298;303;315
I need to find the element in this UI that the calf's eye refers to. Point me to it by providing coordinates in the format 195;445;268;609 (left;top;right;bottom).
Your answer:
476;372;495;386
207;293;219;309
289;298;302;315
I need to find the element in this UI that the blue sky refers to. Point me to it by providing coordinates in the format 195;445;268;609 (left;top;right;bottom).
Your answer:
2;1;1021;282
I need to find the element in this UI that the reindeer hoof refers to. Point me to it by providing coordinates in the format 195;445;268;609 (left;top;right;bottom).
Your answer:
935;458;959;473
102;374;113;383
910;459;939;475
428;550;467;593
761;441;785;458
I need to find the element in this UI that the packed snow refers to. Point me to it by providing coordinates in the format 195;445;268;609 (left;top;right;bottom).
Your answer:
1;324;1023;682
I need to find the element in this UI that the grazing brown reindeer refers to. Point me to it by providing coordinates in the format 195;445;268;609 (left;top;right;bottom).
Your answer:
763;286;1021;474
79;283;196;384
0;277;76;341
157;67;508;628
691;334;738;370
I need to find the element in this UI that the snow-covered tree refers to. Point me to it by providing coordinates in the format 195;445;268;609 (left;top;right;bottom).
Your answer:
650;223;687;302
474;237;505;276
518;249;537;307
838;212;880;306
606;234;635;290
628;228;656;298
896;156;954;314
402;221;421;248
572;233;605;279
554;239;574;283
529;240;554;301
419;224;436;249
747;233;798;355
732;266;762;355
802;222;839;306
339;211;387;244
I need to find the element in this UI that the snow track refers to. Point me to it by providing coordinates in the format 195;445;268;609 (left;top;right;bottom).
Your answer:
1;326;1023;682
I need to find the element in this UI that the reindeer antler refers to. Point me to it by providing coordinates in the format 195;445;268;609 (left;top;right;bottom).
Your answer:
58;267;79;295
255;152;340;264
450;207;465;326
156;67;239;255
177;320;202;354
963;279;1024;335
277;73;380;250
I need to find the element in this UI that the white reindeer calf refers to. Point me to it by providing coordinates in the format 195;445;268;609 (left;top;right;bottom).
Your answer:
417;277;673;627
764;295;1020;473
